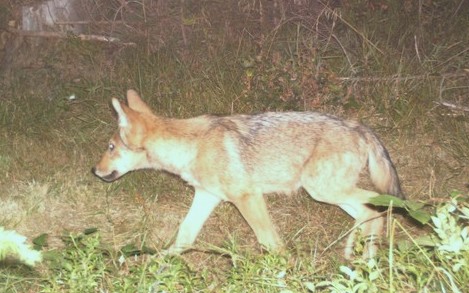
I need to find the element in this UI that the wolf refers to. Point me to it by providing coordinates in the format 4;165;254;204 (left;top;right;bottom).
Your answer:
92;89;404;259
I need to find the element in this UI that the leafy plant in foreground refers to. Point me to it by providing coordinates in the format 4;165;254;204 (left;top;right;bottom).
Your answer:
316;192;469;292
41;230;107;293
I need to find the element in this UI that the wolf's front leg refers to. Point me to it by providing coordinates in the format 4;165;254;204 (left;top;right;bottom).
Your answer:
166;189;222;255
233;193;284;252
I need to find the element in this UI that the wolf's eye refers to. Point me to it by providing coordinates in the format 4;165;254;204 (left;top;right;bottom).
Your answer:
108;143;115;152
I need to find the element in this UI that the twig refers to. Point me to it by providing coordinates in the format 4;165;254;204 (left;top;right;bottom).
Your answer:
414;35;421;64
320;3;384;55
8;28;136;46
434;101;469;112
337;72;467;82
54;20;125;25
451;0;465;19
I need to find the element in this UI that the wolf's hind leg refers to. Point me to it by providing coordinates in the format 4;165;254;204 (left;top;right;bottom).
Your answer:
304;185;383;259
337;191;384;259
233;193;284;252
301;154;384;258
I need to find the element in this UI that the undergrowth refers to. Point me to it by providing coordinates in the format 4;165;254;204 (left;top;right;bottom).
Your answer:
1;193;468;292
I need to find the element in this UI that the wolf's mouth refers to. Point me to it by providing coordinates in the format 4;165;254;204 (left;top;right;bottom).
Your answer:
92;168;119;182
101;171;119;182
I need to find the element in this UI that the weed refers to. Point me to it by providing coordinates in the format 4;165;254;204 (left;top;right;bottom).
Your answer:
42;231;107;292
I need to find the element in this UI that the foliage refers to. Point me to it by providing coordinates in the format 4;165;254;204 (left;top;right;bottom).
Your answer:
41;231;107;292
37;229;207;292
2;194;468;292
317;193;469;293
369;194;431;225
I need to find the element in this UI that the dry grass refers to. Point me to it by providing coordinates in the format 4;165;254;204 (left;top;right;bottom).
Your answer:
1;0;468;291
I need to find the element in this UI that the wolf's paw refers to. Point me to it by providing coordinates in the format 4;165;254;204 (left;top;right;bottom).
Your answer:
161;245;186;257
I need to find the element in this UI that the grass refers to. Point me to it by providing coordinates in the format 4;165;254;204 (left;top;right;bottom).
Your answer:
3;198;469;292
1;0;468;291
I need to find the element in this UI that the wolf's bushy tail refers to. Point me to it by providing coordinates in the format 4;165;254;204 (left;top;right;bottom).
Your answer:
366;131;404;199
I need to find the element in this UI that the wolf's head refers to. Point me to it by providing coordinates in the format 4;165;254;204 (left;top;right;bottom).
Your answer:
92;90;154;182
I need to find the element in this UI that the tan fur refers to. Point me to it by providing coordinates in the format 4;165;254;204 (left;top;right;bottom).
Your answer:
92;89;404;259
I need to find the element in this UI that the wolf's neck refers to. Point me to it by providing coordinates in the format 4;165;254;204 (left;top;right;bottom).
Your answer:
144;117;202;176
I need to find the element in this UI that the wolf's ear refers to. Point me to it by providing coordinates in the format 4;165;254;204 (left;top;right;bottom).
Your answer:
126;89;154;115
112;98;130;128
111;97;145;149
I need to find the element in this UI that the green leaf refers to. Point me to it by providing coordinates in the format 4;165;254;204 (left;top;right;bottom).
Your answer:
33;233;49;249
396;239;413;251
303;281;316;292
404;201;426;211
408;209;432;225
449;190;463;199
414;235;437;247
368;194;406;208
142;245;157;255
121;243;141;256
83;227;98;235
42;249;62;261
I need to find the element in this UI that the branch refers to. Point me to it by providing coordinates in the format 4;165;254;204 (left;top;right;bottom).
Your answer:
434;101;469;112
8;28;136;46
337;72;468;82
